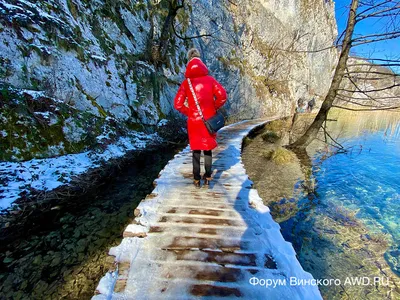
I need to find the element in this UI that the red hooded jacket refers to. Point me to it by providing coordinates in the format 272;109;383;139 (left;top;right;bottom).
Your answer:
174;58;227;150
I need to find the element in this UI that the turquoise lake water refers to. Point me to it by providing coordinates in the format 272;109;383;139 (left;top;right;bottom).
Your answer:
280;111;400;298
316;125;400;274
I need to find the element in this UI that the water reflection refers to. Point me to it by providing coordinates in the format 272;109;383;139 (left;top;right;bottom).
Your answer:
326;109;400;140
280;109;400;299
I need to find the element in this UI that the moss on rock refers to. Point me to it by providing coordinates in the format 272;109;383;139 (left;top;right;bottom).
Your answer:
261;131;280;143
264;147;296;165
242;136;253;148
0;84;123;161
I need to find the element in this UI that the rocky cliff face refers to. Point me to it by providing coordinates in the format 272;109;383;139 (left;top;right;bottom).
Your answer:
192;0;338;119
0;0;338;161
336;57;400;109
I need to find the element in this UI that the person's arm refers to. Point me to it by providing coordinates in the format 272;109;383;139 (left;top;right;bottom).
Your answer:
174;80;189;116
212;78;227;110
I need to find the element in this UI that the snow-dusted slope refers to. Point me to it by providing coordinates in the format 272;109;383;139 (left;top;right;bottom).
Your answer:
0;0;169;124
93;118;322;300
0;131;162;210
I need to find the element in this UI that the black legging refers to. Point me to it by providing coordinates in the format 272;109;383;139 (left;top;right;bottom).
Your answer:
192;150;212;180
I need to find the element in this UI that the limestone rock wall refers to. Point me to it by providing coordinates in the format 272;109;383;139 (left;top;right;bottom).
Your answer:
0;0;168;125
190;0;338;120
336;57;400;108
0;0;338;160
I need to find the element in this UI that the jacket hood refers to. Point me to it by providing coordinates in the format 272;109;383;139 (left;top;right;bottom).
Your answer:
185;58;209;78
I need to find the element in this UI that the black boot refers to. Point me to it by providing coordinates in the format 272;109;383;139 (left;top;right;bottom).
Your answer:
202;175;212;186
193;179;201;188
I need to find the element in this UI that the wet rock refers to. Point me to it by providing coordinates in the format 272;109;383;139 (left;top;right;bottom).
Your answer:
72;266;84;276
1;275;13;293
14;291;25;300
2;257;13;264
85;279;94;288
32;255;42;265
76;239;87;253
94;238;107;248
32;280;49;296
63;269;73;279
73;229;81;239
1;146;178;299
43;254;53;265
96;230;111;238
20;280;28;290
88;242;98;254
63;242;75;251
50;253;62;267
78;252;85;261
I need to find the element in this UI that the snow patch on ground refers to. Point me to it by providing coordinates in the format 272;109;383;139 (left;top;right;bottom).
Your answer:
0;132;162;211
157;119;168;127
62;117;86;143
93;269;118;298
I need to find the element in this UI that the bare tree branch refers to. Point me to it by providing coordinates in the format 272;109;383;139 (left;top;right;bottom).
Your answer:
322;123;346;149
338;83;400;93
356;0;393;17
337;93;400;100
352;32;400;46
344;66;384;104
359;58;400;63
352;30;400;41
357;4;400;20
347;63;400;68
225;0;238;6
172;19;215;40
332;105;400;111
335;95;385;107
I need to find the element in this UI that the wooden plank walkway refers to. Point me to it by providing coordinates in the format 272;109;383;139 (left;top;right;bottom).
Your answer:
93;118;322;300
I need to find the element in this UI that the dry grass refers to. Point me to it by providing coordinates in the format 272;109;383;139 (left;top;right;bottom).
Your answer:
262;147;296;165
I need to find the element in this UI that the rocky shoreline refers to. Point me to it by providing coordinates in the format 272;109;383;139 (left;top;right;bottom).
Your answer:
1;142;171;243
0;143;181;299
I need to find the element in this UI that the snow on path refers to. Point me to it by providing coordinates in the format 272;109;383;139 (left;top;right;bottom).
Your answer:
93;118;322;300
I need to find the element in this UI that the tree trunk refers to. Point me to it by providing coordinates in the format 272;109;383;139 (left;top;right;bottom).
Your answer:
288;0;359;149
157;0;183;67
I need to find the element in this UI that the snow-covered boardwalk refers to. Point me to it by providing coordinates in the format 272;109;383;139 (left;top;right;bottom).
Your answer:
94;118;322;300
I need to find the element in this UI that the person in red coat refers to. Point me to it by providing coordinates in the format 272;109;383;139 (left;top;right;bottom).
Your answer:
174;48;227;188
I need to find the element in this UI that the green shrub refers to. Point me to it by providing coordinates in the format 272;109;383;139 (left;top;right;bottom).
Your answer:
261;131;279;143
